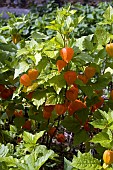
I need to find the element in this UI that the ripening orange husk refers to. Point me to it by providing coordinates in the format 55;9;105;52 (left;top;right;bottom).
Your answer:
12;34;21;44
84;66;96;79
68;99;86;115
20;74;32;87
55;104;67;115
103;150;113;165
44;105;55;113
43;110;52;119
48;127;57;137
106;43;113;57
56;133;65;143
66;86;78;101
77;74;89;84
28;69;39;80
60;47;74;63
91;97;104;112
56;60;67;72
14;110;23;117
64;71;77;85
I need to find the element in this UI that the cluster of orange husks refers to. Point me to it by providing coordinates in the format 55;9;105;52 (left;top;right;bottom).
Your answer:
43;47;105;120
20;69;39;87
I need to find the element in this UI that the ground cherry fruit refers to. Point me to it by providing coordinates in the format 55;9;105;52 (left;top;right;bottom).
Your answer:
0;84;5;92
20;74;32;87
106;43;113;57
103;150;113;165
77;74;89;84
56;60;67;72
60;47;74;63
14;110;23;117
66;86;78;101
48;127;57;137
56;134;65;143
91;97;104;112
12;34;21;44
0;88;13;100
28;69;39;81
43;110;52;119
55;104;67;115
22;120;31;130
84;66;96;79
68;99;86;116
64;71;77;86
44;105;55;113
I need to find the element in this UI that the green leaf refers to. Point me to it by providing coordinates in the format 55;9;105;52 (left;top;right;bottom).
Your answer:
24;153;35;170
1;156;18;167
14;61;29;79
75;36;86;51
48;74;66;94
64;157;73;170
71;153;102;170
90;131;112;148
75;53;93;63
92;72;112;90
83;36;94;51
0;144;9;158
45;92;58;105
46;90;65;105
55;32;64;47
10;125;17;133
16;48;29;57
31;32;49;40
62;116;80;133
44;50;59;59
37;57;48;72
35;150;56;170
80;86;93;99
32;90;46;109
34;53;42;66
90;119;108;129
95;26;109;46
23;131;45;144
14;117;25;128
103;6;113;21
73;129;89;146
0;43;17;52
